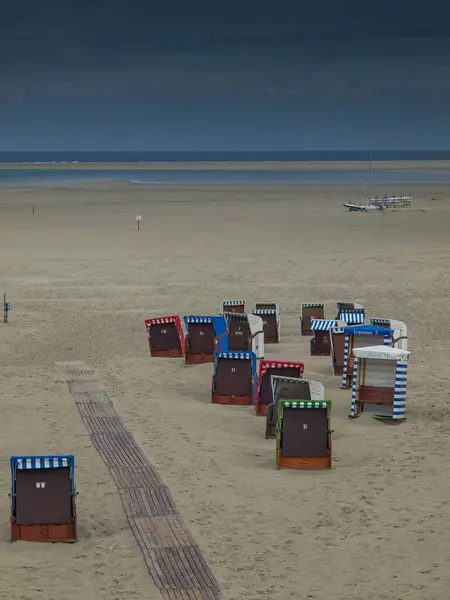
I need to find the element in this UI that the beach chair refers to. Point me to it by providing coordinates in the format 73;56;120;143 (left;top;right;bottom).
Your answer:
253;308;280;343
349;346;410;422
341;324;394;388
10;455;77;542
144;315;185;358
276;400;332;470
255;360;305;416
310;319;346;356
266;377;324;439
300;303;324;336
183;316;227;364
224;312;264;358
211;351;257;405
222;300;245;314
336;302;364;319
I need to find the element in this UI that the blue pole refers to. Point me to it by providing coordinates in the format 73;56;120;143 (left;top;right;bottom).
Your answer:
3;291;8;324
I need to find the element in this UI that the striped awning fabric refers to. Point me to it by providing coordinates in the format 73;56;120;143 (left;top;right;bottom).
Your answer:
311;319;338;331
216;352;253;360
271;376;304;384
11;455;74;470
184;316;213;324
223;312;248;321
261;361;304;370
339;311;365;324
261;361;304;374
256;302;278;308
253;309;277;315
146;316;178;325
282;401;329;409
223;300;245;305
302;303;324;308
370;318;390;325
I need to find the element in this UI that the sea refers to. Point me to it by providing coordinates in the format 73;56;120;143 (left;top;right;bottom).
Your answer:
0;150;449;187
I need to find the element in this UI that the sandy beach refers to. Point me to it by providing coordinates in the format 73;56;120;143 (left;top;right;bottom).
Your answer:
1;181;450;600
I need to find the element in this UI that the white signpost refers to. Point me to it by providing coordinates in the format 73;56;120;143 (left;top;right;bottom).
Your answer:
136;215;142;231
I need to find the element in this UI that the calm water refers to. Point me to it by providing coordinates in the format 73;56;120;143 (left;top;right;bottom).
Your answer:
0;168;450;187
0;150;449;186
1;150;449;163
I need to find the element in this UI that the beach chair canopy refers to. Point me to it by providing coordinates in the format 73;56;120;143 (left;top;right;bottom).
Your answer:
353;345;410;361
344;324;393;337
311;319;343;331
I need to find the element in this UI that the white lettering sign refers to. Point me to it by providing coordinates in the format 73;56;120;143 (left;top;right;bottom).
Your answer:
366;352;390;359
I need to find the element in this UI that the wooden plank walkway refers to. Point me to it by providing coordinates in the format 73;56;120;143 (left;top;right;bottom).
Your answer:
56;361;221;600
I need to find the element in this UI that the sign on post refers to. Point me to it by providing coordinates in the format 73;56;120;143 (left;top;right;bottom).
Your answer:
136;215;142;231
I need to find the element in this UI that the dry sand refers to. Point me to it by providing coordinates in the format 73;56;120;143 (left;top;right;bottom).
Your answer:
1;181;450;600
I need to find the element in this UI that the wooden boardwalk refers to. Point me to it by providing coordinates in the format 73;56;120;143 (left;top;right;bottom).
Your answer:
57;361;221;600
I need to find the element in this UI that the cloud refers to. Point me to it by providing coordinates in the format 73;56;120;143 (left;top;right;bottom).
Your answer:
1;0;450;150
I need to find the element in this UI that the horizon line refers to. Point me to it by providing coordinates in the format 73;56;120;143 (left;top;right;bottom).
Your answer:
0;149;449;154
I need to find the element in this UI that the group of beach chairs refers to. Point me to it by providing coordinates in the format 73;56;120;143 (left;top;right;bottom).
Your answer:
144;300;409;471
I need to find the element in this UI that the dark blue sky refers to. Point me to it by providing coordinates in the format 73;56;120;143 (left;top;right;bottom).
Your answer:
1;1;449;150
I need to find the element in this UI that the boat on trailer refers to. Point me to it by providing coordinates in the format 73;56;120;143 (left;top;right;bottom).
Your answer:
343;203;379;212
344;195;412;212
344;158;412;212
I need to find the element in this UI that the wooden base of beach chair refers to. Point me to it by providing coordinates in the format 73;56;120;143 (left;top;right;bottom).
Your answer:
185;352;214;365
277;451;332;470
11;519;77;543
150;347;184;358
211;393;253;406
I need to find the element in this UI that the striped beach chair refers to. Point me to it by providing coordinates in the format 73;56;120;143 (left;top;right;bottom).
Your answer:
10;455;77;542
310;319;346;356
276;400;332;470
300;303;324;336
183;315;227;364
144;315;185;358
349;346;410;422
341;325;394;388
211;351;257;406
255;360;305;416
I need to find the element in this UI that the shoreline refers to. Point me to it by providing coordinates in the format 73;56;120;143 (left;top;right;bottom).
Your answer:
0;159;450;171
0;181;447;193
